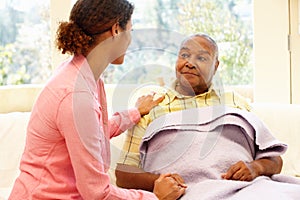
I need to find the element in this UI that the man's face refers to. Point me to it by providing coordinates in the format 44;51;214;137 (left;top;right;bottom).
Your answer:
175;36;219;95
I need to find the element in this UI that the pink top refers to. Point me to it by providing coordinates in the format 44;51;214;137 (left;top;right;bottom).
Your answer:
9;55;157;200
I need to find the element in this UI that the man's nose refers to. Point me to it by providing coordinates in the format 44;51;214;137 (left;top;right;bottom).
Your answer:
185;62;196;69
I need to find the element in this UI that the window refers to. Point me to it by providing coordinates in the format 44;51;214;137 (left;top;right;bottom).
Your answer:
0;0;51;85
0;0;253;87
1;0;298;103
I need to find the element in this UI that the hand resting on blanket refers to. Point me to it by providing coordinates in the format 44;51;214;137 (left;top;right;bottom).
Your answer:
221;157;282;181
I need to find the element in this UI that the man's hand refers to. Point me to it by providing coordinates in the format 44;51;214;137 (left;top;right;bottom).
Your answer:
221;161;259;181
153;174;186;200
221;157;283;181
135;93;165;116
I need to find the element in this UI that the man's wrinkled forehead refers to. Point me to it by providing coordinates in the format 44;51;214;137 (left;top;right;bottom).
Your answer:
179;35;218;57
180;43;211;56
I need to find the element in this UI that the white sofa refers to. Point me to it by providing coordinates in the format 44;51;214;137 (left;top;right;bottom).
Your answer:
1;84;300;199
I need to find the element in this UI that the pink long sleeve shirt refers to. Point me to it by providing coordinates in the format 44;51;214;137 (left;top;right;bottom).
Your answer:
9;55;157;200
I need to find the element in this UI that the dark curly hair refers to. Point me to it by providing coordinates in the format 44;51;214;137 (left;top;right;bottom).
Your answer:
56;0;134;56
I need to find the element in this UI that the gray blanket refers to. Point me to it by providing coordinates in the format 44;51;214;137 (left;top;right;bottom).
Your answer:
140;106;300;199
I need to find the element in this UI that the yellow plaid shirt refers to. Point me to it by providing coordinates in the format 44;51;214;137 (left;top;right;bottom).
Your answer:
118;85;252;167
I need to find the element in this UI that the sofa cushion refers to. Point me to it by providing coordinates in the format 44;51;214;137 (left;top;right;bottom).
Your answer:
0;112;30;188
0;85;43;114
0;112;30;199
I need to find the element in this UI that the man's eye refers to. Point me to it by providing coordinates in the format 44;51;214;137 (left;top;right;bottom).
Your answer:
198;56;207;61
180;53;189;58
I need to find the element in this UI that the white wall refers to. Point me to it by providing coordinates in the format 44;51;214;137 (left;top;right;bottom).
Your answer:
253;0;290;103
50;0;71;69
290;0;300;104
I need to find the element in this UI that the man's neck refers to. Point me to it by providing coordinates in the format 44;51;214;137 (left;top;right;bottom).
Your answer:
175;84;209;96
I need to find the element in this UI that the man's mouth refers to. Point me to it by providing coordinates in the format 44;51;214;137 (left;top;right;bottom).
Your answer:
181;72;199;76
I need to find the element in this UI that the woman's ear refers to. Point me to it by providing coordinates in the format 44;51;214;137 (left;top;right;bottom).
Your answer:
111;23;119;37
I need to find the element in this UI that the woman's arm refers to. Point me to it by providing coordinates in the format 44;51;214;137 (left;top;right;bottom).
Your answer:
108;93;164;138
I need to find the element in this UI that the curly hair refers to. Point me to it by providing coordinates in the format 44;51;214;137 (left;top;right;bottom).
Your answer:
56;0;134;56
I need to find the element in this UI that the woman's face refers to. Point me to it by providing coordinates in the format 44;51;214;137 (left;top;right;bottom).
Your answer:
111;20;133;65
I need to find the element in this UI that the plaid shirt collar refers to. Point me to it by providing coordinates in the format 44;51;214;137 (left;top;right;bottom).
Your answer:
161;80;222;105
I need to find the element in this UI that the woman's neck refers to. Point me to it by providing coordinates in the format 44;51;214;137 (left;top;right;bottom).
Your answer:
86;37;114;81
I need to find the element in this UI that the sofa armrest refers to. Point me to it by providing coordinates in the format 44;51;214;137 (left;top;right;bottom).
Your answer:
252;103;300;177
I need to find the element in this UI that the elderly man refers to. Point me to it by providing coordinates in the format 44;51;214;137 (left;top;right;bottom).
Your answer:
115;34;298;199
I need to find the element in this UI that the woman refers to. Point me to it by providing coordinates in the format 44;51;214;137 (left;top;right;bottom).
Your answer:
9;0;185;199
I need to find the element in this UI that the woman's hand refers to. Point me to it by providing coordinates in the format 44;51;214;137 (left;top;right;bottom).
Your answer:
170;173;187;188
153;174;186;200
135;93;165;116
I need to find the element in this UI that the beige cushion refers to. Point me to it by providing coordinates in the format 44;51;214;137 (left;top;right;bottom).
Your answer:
0;84;43;113
0;112;30;199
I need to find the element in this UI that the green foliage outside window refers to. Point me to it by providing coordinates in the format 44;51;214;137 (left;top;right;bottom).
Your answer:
0;0;51;86
0;44;30;85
